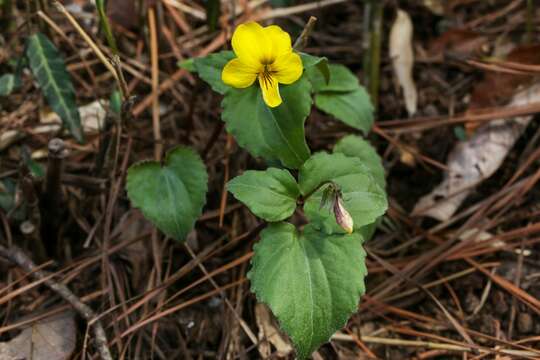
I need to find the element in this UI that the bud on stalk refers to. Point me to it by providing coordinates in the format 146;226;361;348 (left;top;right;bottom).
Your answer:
333;197;354;234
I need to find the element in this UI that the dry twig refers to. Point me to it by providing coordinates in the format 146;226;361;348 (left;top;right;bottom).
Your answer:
0;244;113;360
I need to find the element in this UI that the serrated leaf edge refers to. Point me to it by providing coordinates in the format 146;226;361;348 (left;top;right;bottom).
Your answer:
247;223;368;359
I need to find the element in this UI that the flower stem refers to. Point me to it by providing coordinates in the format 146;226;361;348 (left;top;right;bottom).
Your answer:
293;16;317;51
300;180;334;204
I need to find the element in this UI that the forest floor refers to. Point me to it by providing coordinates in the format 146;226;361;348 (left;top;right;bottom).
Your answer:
1;0;540;359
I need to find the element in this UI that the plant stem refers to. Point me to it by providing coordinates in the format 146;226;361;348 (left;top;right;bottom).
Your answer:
53;1;128;99
370;1;383;109
362;1;383;111
301;180;334;204
148;5;163;161
526;0;534;44
293;16;317;51
20;172;47;262
41;138;67;257
362;1;372;85
96;0;119;55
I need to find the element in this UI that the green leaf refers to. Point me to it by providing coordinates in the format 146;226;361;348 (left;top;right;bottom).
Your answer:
26;33;83;142
333;135;385;189
109;89;122;115
315;87;374;134
333;136;386;241
126;147;208;241
300;53;326;69
193;51;235;95
178;58;196;72
227;168;299;222
0;74;15;96
299;152;387;234
300;53;329;84
221;75;311;169
248;222;367;359
307;64;358;93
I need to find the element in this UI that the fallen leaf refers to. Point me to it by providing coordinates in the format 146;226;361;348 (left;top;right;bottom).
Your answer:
390;9;417;116
40;100;107;133
117;212;153;290
0;130;23;151
469;45;540;110
427;29;488;62
412;83;539;221
0;311;76;360
0;100;109;152
255;303;293;357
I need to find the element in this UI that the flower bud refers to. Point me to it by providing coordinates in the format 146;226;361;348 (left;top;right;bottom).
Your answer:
333;197;354;234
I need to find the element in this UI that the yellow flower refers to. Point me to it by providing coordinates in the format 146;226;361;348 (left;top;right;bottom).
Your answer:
222;22;303;108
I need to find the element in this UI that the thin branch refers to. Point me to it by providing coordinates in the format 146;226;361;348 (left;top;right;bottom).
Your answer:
148;6;163;161
293;16;317;50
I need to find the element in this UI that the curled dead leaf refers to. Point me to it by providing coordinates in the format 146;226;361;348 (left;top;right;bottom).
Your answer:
390;9;417;116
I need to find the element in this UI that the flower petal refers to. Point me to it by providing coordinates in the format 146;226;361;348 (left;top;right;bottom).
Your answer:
222;58;258;88
232;22;272;67
263;25;292;59
270;52;303;84
259;74;282;108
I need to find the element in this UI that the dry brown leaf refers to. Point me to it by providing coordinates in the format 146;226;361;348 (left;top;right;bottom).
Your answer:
255;303;293;357
390;9;417;116
469;45;540;110
0;311;76;360
412;83;539;221
117;212;153;290
427;29;488;62
422;0;445;15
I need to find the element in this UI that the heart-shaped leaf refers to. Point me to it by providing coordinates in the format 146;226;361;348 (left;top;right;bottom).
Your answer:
299;152;387;234
333;136;386;240
333;135;386;189
248;222;367;359
227;168;299;222
126;147;208;241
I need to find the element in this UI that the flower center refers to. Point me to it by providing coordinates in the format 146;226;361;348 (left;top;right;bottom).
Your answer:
259;65;275;90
